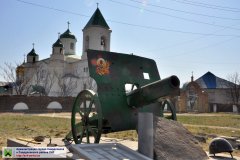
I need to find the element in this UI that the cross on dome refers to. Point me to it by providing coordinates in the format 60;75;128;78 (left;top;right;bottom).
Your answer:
67;21;70;29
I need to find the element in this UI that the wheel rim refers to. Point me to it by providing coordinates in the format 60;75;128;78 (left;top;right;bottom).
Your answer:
160;99;177;120
71;90;102;144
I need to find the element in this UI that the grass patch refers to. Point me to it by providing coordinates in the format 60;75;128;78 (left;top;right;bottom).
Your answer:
0;113;71;156
0;113;240;157
177;114;240;128
184;125;240;137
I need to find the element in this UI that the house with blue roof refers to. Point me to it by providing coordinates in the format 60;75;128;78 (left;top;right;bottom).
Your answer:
176;71;238;113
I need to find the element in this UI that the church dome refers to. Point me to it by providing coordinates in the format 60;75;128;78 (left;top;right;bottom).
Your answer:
60;29;76;40
16;65;24;74
27;48;38;56
52;38;64;48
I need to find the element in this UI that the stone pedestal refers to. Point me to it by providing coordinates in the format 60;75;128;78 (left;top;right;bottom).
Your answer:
154;117;208;160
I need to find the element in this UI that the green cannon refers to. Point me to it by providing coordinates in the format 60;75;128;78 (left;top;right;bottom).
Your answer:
69;50;180;144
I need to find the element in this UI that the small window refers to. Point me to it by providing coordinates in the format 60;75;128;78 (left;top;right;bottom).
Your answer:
70;43;74;50
83;67;88;72
143;72;150;80
100;36;106;50
125;83;138;94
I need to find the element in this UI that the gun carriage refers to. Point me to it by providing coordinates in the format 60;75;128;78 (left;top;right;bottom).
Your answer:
69;50;180;144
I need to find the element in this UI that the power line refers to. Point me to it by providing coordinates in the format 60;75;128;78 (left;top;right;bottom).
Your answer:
108;19;240;37
108;0;240;31
15;0;240;37
158;36;239;59
169;0;240;12
129;0;240;20
174;0;240;11
16;0;90;18
147;23;240;52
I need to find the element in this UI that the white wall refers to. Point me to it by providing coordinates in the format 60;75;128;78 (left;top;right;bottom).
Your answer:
82;26;111;54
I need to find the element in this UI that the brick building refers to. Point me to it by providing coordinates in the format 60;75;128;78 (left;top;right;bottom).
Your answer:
176;71;237;113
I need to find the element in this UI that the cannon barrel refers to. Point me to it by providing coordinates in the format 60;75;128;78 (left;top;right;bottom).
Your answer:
127;75;180;108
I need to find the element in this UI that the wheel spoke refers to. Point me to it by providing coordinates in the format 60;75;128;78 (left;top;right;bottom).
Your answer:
88;126;97;138
87;99;94;116
84;100;87;114
78;111;83;117
78;126;85;143
131;84;134;91
78;102;84;117
86;126;90;143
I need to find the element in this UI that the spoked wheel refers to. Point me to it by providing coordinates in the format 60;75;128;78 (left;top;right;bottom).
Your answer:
160;99;177;120
71;90;102;144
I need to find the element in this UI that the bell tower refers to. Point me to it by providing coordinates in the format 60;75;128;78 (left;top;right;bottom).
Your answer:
82;7;111;59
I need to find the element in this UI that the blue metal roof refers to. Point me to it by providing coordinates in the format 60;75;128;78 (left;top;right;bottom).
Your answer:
202;72;216;88
195;71;233;89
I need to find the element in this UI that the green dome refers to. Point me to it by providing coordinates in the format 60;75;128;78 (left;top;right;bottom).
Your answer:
27;48;38;56
53;39;64;48
60;29;76;40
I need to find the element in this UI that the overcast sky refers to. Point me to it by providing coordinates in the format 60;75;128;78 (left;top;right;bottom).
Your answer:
1;0;240;85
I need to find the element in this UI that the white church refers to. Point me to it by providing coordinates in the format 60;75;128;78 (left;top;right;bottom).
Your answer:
17;7;111;96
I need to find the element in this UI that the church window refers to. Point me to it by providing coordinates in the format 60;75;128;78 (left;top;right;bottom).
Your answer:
83;67;88;72
85;36;89;51
100;36;106;50
70;43;74;50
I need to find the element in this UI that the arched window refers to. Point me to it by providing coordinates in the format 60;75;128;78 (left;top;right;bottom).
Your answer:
70;43;74;50
100;36;106;50
85;36;89;51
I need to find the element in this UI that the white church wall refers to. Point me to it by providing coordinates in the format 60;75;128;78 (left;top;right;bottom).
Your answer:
82;27;111;53
61;38;77;55
19;8;110;97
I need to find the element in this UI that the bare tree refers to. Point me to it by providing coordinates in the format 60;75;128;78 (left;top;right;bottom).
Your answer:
0;62;32;95
83;77;97;91
32;65;55;96
226;72;240;112
55;72;78;97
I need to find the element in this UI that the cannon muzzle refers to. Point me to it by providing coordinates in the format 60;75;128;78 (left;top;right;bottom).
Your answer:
127;75;180;107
